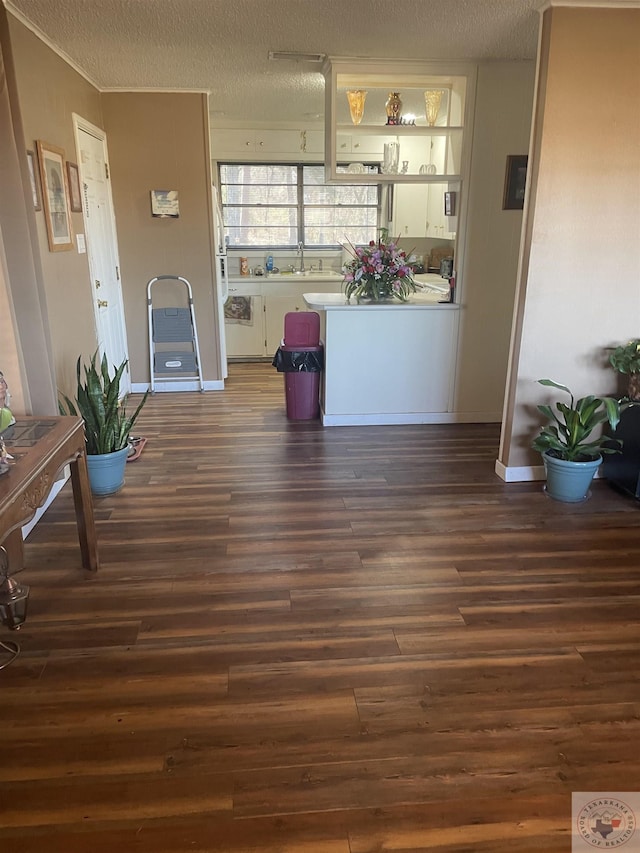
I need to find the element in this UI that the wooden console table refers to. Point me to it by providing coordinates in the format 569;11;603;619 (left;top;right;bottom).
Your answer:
0;417;99;572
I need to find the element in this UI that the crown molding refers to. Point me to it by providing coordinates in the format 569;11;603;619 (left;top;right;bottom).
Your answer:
101;87;210;94
3;0;100;89
537;0;640;10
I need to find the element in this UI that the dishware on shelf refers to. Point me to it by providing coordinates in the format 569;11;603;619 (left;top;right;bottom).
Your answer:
346;162;366;174
419;163;438;175
424;89;446;126
381;142;400;174
346;90;367;126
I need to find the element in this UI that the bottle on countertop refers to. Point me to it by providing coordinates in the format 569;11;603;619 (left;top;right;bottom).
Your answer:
265;255;274;273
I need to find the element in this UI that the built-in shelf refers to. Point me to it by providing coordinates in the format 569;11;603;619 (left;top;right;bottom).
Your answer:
324;58;474;184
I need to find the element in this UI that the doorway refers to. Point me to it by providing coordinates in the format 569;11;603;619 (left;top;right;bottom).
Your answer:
72;114;130;393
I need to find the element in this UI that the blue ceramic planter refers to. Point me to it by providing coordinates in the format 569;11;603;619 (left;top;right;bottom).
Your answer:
542;451;602;503
86;446;129;496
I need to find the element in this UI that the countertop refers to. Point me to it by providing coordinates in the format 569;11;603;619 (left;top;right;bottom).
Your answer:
304;274;454;310
303;292;458;310
229;270;343;283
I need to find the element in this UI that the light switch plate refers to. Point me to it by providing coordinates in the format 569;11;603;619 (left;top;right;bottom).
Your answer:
76;233;86;253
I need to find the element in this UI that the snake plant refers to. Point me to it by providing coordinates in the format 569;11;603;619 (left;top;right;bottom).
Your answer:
531;379;623;462
59;353;148;455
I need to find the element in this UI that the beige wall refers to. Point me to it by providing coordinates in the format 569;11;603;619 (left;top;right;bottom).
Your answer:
8;16;103;396
101;92;219;384
499;6;640;472
455;61;535;417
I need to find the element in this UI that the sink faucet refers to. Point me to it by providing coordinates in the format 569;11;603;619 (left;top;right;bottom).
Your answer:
297;241;305;273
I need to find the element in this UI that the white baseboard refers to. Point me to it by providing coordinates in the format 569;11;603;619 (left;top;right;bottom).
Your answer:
131;380;225;393
22;467;70;539
495;460;545;482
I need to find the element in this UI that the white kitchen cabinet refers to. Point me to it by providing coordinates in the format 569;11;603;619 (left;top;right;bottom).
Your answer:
265;294;308;355
211;128;324;161
392;180;456;240
393;184;429;238
224;294;265;357
426;183;457;240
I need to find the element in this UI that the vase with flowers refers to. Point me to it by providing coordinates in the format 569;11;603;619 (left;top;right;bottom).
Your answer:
342;230;417;303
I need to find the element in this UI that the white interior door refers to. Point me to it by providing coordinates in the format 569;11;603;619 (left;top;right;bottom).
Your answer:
73;115;130;393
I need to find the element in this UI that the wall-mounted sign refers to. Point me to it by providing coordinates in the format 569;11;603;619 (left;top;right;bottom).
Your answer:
150;189;180;218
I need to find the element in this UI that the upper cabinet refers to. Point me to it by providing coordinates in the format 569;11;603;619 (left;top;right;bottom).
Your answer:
211;128;324;161
323;58;476;184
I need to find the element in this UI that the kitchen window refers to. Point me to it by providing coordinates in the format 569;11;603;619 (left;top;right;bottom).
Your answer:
219;163;379;248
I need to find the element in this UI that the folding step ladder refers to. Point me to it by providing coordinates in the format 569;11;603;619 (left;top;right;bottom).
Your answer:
147;275;205;393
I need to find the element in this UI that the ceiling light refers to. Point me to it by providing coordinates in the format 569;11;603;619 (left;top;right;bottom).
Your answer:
268;51;325;63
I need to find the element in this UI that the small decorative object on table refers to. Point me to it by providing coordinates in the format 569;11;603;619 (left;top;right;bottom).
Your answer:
608;339;640;401
342;229;416;303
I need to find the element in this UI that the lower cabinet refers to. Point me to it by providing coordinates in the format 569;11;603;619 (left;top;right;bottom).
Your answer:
225;279;343;358
264;294;312;355
224;294;265;357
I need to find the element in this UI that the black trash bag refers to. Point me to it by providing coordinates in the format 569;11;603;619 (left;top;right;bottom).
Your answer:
272;347;324;373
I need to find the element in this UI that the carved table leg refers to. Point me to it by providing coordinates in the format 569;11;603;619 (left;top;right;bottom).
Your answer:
3;528;25;572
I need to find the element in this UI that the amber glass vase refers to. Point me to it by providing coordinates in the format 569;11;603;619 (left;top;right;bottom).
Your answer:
424;89;445;126
385;92;402;125
346;90;367;125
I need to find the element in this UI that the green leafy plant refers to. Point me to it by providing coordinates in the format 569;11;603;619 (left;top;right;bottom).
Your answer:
531;379;623;462
609;339;640;374
59;353;148;455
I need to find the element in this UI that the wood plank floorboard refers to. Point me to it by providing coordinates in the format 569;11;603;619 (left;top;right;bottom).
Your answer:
1;362;639;851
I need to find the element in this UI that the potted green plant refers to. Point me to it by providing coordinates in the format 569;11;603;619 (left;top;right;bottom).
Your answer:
609;339;640;401
59;352;148;495
531;379;623;502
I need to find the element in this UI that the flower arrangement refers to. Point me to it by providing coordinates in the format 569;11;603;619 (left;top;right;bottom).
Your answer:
342;230;416;302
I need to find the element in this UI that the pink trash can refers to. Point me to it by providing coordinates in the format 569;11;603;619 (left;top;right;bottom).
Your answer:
272;312;323;420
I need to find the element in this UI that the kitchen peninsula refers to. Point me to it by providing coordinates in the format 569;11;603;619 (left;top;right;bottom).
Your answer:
303;286;459;426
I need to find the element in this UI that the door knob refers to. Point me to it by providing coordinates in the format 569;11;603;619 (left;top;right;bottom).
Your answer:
97;299;108;308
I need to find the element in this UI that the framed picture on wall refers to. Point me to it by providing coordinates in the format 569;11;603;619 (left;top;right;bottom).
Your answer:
26;149;42;211
66;162;82;212
503;154;528;210
35;139;73;252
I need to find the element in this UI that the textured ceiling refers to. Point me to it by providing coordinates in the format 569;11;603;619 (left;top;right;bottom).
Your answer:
6;0;540;123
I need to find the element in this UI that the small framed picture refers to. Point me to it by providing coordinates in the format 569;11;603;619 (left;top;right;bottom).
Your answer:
444;191;456;217
503;154;528;210
66;162;82;212
36;139;73;252
150;189;180;218
26;149;42;211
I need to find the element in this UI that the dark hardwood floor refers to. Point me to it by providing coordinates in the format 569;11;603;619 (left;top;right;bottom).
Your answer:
1;362;639;851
